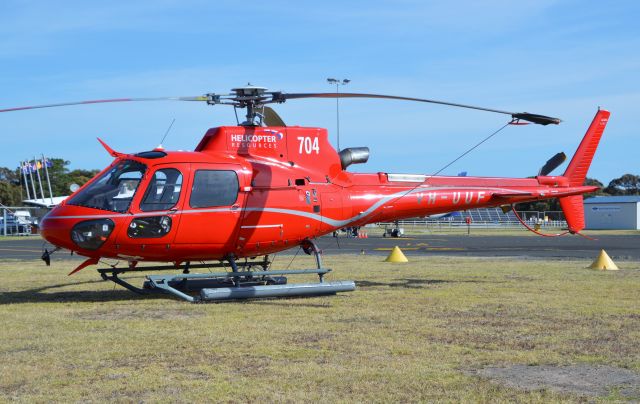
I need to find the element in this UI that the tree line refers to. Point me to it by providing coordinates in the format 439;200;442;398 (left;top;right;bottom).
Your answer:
0;158;98;206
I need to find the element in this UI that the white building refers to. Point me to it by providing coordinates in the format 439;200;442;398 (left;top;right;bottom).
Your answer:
584;196;640;230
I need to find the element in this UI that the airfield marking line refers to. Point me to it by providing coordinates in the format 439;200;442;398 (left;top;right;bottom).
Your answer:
374;247;420;251
0;248;42;253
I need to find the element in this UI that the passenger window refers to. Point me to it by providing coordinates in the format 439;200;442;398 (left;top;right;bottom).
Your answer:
190;170;238;208
140;168;183;211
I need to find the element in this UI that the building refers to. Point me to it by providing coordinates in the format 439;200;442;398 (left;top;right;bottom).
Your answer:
584;196;640;230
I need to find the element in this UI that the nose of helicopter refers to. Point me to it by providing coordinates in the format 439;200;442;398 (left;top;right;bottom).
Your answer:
40;207;75;250
40;206;117;254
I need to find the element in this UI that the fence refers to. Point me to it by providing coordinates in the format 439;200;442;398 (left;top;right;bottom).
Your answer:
377;208;566;230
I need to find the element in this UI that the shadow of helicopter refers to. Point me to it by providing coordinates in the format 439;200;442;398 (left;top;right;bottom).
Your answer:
0;277;166;304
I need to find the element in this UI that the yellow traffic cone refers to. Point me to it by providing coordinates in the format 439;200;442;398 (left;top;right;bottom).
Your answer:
385;246;408;263
588;249;619;270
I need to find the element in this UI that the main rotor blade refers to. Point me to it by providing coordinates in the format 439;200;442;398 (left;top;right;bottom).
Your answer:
0;96;208;113
277;92;561;125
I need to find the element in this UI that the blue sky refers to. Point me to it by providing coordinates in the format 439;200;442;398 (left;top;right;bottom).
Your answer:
1;0;638;184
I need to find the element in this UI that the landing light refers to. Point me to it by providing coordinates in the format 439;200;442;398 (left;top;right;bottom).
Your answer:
70;219;115;250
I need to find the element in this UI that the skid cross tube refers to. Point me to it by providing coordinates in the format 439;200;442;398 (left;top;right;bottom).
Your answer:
99;271;148;295
301;238;326;282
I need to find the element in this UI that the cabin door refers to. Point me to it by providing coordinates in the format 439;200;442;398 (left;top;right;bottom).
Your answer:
174;163;246;252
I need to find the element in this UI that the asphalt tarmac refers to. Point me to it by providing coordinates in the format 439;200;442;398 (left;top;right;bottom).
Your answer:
0;233;638;261
314;233;640;260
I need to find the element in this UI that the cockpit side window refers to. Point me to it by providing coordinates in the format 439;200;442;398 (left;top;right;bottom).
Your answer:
189;170;238;208
139;168;183;211
67;160;146;213
67;160;147;213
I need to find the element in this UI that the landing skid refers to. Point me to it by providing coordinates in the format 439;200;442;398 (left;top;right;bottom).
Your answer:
97;241;356;302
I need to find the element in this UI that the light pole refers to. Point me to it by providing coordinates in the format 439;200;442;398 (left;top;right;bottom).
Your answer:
327;78;350;151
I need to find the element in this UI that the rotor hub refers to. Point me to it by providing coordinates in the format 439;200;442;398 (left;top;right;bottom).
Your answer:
231;84;268;97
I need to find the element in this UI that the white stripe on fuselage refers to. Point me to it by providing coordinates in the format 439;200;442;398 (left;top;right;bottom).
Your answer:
45;186;531;228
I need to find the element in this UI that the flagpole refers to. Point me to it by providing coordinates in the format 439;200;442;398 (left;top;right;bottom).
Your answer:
27;159;37;201
21;161;31;200
42;154;54;206
34;156;45;203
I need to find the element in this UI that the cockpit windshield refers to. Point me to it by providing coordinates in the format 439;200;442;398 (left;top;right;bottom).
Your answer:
67;160;147;213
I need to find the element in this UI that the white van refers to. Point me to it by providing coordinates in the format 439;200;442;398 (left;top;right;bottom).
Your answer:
13;210;33;225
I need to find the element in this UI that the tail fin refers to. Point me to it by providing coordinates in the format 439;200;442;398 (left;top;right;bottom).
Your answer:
563;109;610;186
559;109;610;233
559;195;585;233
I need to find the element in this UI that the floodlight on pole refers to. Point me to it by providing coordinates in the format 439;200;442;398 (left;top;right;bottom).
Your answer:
326;78;350;151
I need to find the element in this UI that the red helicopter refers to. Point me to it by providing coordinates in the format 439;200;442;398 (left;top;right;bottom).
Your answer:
1;86;609;302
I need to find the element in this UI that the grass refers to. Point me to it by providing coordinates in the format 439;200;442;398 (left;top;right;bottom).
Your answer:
1;255;639;402
0;235;37;241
